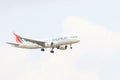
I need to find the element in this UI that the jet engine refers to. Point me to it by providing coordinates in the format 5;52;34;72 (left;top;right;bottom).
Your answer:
57;45;67;50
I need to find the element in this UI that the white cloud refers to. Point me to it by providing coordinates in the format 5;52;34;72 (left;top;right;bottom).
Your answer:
0;45;30;80
63;16;120;56
1;16;120;80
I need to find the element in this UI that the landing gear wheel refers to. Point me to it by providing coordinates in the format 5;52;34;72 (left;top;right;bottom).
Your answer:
70;44;72;49
41;48;45;51
50;50;54;53
50;47;54;53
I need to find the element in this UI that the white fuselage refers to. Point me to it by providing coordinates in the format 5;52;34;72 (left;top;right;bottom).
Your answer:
16;36;80;49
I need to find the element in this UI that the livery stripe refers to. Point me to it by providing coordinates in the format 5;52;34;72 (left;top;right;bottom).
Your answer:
13;33;22;43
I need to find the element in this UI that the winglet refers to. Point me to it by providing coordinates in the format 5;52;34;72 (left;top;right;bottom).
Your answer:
13;32;22;43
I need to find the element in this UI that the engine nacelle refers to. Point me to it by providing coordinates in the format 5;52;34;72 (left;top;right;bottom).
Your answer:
57;45;67;50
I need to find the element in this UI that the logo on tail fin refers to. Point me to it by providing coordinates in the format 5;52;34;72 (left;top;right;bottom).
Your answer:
13;32;23;43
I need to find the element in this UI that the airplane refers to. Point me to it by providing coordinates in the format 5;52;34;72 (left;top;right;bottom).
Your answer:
6;32;80;53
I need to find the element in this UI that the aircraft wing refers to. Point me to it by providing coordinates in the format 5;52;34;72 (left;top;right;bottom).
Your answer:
21;37;46;47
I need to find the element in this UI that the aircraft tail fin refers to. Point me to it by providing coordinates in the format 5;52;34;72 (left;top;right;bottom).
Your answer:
13;32;23;43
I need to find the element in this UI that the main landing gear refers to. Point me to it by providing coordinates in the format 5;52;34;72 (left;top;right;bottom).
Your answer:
50;50;54;53
50;42;54;53
41;48;54;53
70;44;72;49
50;47;54;53
41;48;45;51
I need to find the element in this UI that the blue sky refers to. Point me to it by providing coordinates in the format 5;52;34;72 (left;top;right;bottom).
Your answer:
0;0;120;41
0;0;120;80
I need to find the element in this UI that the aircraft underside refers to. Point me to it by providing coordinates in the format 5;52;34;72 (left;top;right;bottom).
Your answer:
6;33;80;53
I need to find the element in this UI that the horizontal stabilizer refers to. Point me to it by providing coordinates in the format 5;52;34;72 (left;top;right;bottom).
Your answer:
6;42;20;46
